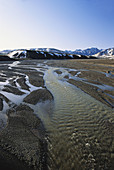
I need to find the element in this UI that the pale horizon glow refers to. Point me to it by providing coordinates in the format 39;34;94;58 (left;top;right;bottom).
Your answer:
0;0;114;51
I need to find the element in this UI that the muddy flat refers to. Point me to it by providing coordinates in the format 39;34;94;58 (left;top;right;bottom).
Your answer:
47;59;114;108
0;60;52;170
0;59;114;170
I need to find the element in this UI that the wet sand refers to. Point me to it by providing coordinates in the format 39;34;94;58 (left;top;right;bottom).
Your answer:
0;104;47;170
0;60;53;170
47;59;114;108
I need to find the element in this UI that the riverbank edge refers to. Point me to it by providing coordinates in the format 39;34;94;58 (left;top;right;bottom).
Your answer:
46;59;114;108
0;62;54;170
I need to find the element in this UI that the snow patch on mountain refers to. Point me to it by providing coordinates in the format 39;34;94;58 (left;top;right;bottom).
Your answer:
8;50;26;58
0;50;12;54
66;47;102;56
0;47;114;59
94;48;114;59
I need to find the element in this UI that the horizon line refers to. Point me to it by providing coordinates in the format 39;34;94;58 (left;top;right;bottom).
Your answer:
1;46;114;52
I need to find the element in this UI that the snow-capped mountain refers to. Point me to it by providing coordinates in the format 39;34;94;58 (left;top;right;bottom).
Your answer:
94;48;114;59
8;50;26;58
65;47;102;56
36;47;102;56
0;47;114;59
0;49;12;54
74;48;102;56
28;48;65;54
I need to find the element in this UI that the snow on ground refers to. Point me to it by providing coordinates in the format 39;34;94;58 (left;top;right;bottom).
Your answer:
97;55;114;59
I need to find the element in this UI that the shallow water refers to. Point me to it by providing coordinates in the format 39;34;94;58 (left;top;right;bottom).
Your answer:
0;61;43;129
36;67;114;170
0;61;114;169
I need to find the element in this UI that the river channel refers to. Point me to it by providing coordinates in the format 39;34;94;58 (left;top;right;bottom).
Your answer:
35;66;114;170
0;61;113;170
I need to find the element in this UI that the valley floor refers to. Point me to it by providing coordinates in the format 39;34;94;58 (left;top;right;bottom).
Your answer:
47;59;114;108
0;59;113;170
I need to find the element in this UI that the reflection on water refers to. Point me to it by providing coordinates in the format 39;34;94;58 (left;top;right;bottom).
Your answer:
36;67;114;170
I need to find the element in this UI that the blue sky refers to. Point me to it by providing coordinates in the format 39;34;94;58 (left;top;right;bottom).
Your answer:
0;0;114;51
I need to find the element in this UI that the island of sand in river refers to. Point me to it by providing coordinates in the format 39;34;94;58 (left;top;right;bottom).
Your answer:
0;59;114;170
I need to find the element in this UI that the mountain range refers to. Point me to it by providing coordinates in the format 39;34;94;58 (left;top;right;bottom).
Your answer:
0;47;114;59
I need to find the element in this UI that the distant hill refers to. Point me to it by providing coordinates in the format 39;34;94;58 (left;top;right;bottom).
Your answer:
0;54;15;61
0;50;12;54
65;47;102;56
94;48;114;59
0;47;113;60
25;50;96;60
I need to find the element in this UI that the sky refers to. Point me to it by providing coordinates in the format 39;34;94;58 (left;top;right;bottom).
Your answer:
0;0;114;51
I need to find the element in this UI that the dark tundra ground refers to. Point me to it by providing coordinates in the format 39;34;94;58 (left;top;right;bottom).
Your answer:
0;59;114;170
